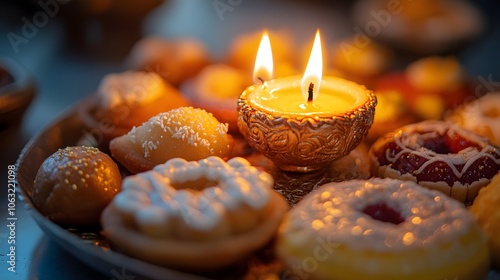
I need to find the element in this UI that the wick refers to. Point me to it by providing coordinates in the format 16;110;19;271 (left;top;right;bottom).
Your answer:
258;77;264;84
307;82;314;103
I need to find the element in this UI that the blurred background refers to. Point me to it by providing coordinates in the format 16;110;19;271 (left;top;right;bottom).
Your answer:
1;0;500;140
1;0;500;278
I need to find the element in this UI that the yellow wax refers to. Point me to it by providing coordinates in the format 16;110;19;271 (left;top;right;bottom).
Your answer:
247;76;369;117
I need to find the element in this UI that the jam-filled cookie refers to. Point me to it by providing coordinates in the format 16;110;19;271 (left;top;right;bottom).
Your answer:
277;178;489;280
370;121;500;203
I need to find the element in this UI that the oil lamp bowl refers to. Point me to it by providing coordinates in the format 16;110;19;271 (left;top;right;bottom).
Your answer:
237;80;377;172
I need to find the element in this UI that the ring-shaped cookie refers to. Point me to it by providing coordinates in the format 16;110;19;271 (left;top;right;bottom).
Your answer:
276;178;490;280
101;156;288;271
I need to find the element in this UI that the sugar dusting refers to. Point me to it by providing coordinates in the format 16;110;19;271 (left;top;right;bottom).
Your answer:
127;107;229;158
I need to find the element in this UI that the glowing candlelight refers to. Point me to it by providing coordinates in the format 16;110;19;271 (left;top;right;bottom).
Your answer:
253;31;273;84
301;30;322;103
247;30;365;117
238;29;377;172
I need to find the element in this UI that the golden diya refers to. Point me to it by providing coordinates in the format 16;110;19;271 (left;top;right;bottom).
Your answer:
237;30;377;172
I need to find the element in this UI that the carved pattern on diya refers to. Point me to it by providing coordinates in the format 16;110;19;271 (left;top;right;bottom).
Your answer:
237;89;376;172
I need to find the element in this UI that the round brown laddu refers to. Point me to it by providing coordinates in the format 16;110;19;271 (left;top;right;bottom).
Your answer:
33;146;122;225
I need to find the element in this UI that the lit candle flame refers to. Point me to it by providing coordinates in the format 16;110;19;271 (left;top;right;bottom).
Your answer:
301;30;323;103
253;31;273;84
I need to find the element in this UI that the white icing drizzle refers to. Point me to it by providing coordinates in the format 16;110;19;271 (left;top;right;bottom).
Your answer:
453;93;500;145
112;157;272;238
381;121;500;181
97;71;166;110
284;178;478;253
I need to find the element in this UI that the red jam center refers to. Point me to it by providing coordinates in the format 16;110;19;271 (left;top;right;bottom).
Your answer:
423;132;479;154
362;203;405;225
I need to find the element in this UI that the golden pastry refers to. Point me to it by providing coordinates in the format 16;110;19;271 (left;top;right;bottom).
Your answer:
447;93;500;146
126;36;209;86
33;146;121;225
331;37;393;80
352;0;485;54
470;174;500;269
79;71;189;146
109;107;233;173
227;29;296;77
181;64;251;132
